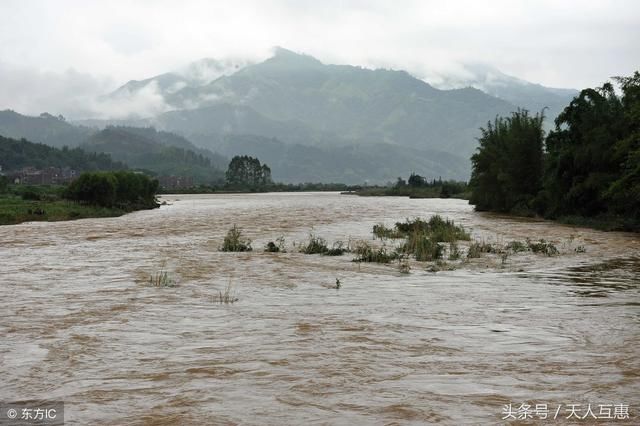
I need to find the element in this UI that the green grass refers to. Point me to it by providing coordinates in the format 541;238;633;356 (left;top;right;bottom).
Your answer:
0;194;127;225
393;216;470;242
373;215;470;262
401;232;444;261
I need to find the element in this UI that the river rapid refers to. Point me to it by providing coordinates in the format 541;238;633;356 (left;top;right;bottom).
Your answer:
1;193;638;425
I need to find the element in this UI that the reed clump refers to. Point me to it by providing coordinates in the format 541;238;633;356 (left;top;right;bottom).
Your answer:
372;223;402;239
401;232;444;261
221;225;252;252
211;280;238;304
149;270;177;287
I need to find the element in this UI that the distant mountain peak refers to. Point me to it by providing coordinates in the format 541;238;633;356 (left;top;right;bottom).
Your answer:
268;46;323;66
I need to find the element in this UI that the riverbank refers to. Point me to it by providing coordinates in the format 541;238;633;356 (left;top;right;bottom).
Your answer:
345;186;470;199
0;194;134;225
0;178;159;225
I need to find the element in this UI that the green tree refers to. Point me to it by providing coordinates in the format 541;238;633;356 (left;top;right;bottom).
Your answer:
469;109;545;213
65;172;117;207
605;72;640;218
64;171;158;209
225;155;273;187
543;83;625;217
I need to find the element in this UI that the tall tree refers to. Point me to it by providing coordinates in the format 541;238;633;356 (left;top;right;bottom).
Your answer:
225;155;273;187
469;109;545;213
543;83;625;217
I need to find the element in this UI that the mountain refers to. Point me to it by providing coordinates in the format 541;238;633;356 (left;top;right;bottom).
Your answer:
427;64;578;122
106;57;253;110
188;134;468;184
0;110;95;148
9;50;581;184
81;127;226;183
139;48;516;160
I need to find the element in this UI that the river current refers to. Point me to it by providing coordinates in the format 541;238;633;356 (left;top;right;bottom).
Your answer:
1;193;638;424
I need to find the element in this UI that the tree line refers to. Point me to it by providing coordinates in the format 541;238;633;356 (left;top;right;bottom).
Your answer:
469;71;639;230
64;171;159;210
0;135;125;171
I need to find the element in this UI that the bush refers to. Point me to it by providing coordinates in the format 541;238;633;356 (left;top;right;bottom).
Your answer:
221;225;252;252
301;234;329;254
325;241;348;256
391;216;470;242
467;241;497;258
505;240;528;253
264;241;280;252
448;242;461;260
526;238;559;256
401;233;444;261
373;224;402;239
64;171;158;209
352;241;398;263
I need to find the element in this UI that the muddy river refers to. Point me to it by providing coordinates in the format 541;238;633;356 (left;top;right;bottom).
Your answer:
1;193;638;424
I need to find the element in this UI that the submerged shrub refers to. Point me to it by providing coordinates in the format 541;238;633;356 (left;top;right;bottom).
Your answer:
149;270;177;287
391;215;470;242
373;224;402;239
264;241;280;252
427;260;457;272
325;241;348;256
352;241;398;263
448;242;461;260
398;258;411;274
467;240;497;258
211;280;238;304
221;225;252;252
505;240;528;253
526;238;559;256
301;233;329;254
402;232;444;261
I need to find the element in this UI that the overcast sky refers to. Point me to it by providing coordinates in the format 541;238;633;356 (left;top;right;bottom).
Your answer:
1;0;638;117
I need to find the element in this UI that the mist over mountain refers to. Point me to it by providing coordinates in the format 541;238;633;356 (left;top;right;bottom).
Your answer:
3;48;582;183
0;110;93;148
425;63;578;123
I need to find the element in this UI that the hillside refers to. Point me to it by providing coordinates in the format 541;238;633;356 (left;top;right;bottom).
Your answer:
0;134;125;171
0;110;95;148
188;134;468;184
428;63;578;124
82;127;226;184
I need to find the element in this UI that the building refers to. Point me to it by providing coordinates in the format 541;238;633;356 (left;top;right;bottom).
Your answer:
10;167;77;185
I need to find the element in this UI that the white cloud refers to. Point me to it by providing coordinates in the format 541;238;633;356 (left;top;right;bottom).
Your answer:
0;0;638;117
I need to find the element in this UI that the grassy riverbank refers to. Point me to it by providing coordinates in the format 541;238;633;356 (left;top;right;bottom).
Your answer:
0;193;129;225
0;171;160;226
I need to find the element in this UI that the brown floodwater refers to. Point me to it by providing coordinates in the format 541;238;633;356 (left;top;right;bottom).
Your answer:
1;193;638;425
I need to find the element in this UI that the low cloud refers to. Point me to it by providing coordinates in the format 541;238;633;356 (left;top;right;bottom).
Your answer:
0;62;172;119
